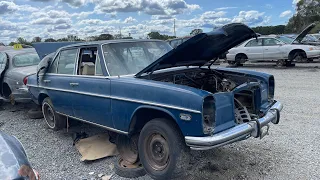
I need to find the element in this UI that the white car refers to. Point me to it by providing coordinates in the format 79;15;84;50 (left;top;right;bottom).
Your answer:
227;24;320;66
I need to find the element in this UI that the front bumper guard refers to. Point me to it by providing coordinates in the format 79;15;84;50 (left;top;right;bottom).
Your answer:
185;101;283;150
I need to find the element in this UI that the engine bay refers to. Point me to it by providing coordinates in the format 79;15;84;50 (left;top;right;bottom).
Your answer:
147;68;262;122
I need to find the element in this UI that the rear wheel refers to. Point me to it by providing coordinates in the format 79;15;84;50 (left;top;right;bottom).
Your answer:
42;97;66;131
234;54;246;66
138;118;190;180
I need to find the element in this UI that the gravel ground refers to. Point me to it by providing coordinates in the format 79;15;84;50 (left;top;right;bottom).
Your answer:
1;62;320;180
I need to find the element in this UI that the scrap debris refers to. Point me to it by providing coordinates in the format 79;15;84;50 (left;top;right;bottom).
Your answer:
74;133;118;161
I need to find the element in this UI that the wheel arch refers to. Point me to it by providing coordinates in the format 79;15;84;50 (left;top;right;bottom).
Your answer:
2;82;11;98
288;49;307;60
128;105;181;137
235;53;248;60
38;93;49;105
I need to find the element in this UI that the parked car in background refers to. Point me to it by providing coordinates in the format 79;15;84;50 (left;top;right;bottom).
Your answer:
27;23;283;180
168;36;228;60
310;33;320;40
227;34;320;66
0;48;40;105
0;131;39;180
283;24;320;46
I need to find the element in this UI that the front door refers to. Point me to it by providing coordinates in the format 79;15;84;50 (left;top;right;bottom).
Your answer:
71;46;113;128
41;48;79;116
262;38;283;60
243;39;263;60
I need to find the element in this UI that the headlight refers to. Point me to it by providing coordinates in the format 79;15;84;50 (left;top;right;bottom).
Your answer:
268;76;275;102
202;96;215;134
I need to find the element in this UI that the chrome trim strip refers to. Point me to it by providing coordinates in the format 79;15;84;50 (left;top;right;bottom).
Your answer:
185;101;283;150
56;111;128;135
26;84;201;114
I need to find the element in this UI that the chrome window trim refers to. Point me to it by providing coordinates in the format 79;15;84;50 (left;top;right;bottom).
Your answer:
56;111;128;135
27;84;201;114
100;44;111;76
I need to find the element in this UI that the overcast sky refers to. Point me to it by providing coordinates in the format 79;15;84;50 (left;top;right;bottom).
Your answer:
0;0;300;44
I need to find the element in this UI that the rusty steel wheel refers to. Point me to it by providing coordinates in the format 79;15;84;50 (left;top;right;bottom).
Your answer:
117;134;139;164
144;133;170;171
139;118;190;180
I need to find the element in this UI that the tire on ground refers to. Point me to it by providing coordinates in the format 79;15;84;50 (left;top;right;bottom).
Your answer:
138;118;190;180
27;109;44;119
114;156;146;178
42;97;66;131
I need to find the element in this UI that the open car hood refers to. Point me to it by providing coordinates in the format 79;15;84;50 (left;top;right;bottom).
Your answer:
33;42;82;59
136;23;256;77
293;23;316;43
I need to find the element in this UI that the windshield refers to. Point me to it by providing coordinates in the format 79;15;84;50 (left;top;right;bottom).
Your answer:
13;53;40;67
304;35;319;42
276;36;293;44
313;34;320;40
102;41;172;76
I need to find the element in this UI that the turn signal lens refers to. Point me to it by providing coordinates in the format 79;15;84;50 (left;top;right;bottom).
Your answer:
23;76;28;85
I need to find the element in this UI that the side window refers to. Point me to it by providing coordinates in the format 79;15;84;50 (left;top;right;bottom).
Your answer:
76;47;102;76
57;49;78;75
245;39;263;47
263;38;282;46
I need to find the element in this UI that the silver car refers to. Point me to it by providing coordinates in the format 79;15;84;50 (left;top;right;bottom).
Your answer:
226;37;320;66
0;48;40;105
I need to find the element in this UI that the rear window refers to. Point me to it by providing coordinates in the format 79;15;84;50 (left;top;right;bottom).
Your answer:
13;53;40;67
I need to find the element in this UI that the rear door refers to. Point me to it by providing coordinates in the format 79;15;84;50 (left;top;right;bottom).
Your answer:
70;46;113;128
243;39;263;60
40;48;79;116
262;38;283;60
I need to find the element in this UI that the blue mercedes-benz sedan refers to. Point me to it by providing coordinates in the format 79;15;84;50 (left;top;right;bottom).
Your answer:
27;23;283;180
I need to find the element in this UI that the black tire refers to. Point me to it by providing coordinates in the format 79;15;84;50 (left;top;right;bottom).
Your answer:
114;156;146;178
42;97;66;131
292;52;305;62
0;99;4;106
138;118;190;180
234;54;246;66
27;109;44;119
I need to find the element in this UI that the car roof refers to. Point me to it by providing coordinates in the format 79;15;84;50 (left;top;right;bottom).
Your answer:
59;39;165;49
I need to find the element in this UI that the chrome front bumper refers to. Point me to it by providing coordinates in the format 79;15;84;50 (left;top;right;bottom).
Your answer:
185;101;283;150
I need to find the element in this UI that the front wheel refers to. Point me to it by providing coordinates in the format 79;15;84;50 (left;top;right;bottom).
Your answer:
42;97;66;131
138;118;190;180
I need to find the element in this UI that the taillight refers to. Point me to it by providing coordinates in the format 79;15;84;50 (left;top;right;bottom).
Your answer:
23;76;28;85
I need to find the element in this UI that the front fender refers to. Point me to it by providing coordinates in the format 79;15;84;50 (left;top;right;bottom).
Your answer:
128;105;204;137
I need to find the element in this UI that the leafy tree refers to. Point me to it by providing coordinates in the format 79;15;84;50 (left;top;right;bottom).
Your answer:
16;37;32;46
9;42;16;46
32;37;42;42
286;0;320;33
44;38;57;42
147;32;176;40
95;34;114;41
190;29;203;36
252;25;286;35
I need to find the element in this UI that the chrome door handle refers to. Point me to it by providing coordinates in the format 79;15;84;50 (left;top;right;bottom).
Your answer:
69;83;79;87
43;80;51;83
